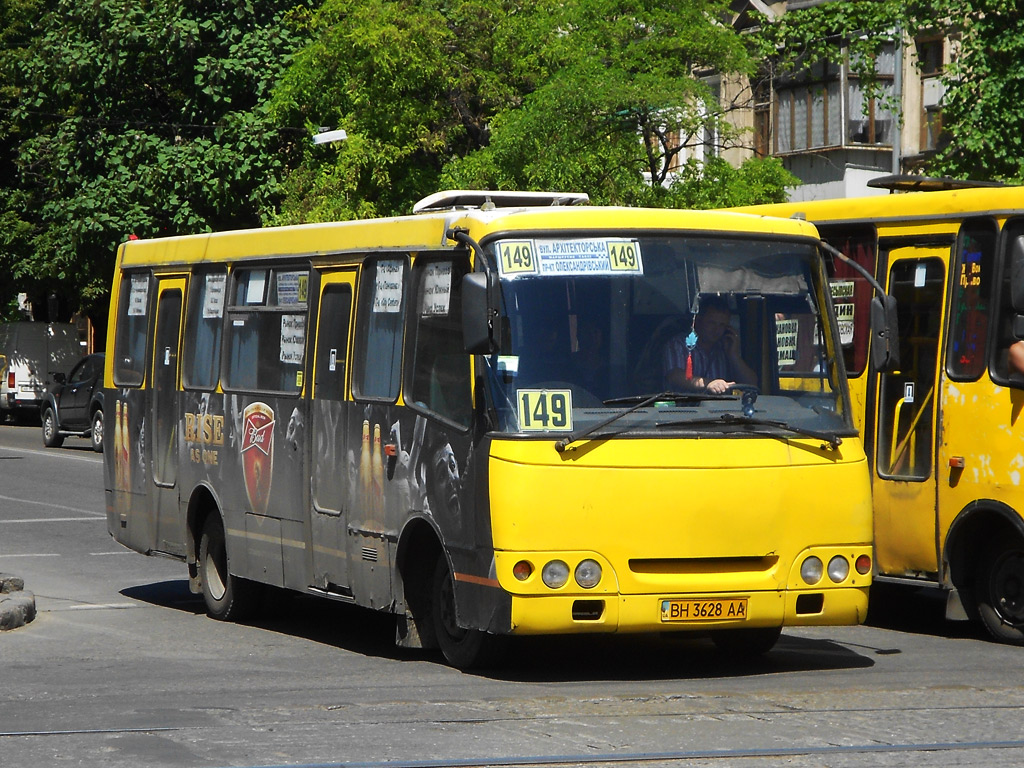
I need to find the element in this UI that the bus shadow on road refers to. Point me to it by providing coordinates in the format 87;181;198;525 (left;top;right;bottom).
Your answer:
865;582;989;642
121;578;875;681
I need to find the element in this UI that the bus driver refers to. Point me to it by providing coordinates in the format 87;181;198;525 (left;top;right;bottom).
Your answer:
662;295;756;394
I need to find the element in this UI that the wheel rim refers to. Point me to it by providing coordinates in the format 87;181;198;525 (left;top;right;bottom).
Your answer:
438;567;468;643
43;412;55;439
204;532;227;601
987;551;1024;626
92;414;103;445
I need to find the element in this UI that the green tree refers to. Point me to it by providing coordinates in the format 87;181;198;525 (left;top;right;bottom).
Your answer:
4;0;308;323
271;0;781;220
753;0;1024;183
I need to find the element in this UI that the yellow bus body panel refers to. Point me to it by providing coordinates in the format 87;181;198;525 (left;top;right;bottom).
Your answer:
488;437;872;634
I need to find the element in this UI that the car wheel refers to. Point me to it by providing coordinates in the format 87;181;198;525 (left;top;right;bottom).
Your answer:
90;409;104;452
41;407;64;448
199;514;262;622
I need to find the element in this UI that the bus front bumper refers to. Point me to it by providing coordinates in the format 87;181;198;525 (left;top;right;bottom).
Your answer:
508;586;869;635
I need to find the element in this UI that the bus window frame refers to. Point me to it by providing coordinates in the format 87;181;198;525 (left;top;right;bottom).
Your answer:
112;269;154;388
222;262;310;397
944;217;998;384
402;251;474;432
182;266;228;392
352;253;410;404
989;216;1024;388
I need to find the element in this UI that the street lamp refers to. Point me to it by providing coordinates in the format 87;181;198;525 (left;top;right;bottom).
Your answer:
312;128;348;145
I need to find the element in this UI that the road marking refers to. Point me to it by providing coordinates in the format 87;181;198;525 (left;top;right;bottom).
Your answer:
0;553;61;558
88;551;133;556
0;445;102;464
0;516;104;523
0;492;100;517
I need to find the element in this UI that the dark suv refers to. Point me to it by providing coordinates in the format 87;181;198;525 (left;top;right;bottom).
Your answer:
41;353;105;451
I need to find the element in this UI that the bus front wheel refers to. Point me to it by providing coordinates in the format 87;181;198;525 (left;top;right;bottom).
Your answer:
199;514;261;622
430;557;504;670
975;543;1024;644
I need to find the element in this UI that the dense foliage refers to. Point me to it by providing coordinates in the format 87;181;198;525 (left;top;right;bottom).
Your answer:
0;0;308;322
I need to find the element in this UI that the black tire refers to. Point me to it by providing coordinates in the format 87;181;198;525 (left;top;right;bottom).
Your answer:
198;514;261;621
90;409;104;452
712;626;782;656
430;556;505;670
41;407;64;448
975;543;1024;644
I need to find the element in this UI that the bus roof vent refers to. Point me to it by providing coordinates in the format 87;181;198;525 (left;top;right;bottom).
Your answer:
412;189;590;214
867;174;1005;193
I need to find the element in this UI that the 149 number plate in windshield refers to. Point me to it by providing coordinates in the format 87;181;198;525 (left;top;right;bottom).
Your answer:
517;389;573;432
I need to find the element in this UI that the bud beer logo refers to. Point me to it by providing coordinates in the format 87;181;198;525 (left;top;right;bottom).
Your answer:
240;402;275;515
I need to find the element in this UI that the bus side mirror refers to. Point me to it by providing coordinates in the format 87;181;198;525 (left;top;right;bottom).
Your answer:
461;272;502;354
870;294;900;373
1011;235;1024;313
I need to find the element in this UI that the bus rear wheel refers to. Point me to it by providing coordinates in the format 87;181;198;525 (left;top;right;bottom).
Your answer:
199;514;261;622
430;557;504;670
975;543;1024;644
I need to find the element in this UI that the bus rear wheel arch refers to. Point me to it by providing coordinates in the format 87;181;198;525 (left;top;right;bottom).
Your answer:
198;513;261;622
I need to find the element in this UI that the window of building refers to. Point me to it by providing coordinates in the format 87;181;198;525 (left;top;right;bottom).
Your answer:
774;42;896;153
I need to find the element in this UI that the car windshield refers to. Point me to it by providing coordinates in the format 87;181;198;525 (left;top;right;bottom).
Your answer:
479;233;853;439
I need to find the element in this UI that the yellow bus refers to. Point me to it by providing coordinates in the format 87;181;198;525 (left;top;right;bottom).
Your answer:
104;190;875;668
738;183;1024;643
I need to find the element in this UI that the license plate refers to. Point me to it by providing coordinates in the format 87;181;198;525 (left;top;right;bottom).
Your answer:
660;598;748;622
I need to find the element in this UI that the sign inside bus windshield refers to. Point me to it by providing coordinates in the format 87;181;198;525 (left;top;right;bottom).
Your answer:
496;238;643;278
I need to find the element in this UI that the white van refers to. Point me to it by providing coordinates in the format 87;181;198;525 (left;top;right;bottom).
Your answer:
0;322;82;417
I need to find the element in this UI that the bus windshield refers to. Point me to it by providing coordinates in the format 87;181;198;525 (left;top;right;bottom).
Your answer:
482;233;851;438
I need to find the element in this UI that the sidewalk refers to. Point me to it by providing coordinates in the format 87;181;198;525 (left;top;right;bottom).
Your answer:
0;573;36;630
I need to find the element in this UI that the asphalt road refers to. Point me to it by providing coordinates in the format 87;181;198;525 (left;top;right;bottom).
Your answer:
2;421;1024;768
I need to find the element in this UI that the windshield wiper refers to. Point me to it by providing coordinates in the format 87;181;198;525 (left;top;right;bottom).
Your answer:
657;412;844;451
554;391;708;453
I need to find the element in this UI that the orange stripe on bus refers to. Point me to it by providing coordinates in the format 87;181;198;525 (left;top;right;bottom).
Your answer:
453;572;500;588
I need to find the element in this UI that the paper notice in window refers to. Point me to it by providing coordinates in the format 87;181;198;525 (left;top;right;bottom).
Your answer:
421;262;453;316
280;314;306;364
203;274;226;319
373;260;404;313
128;274;149;316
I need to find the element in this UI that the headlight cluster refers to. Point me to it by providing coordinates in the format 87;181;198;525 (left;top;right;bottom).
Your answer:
514;558;603;589
799;553;871;585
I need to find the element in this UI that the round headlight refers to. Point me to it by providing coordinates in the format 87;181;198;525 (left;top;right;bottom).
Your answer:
574;559;602;589
542;560;570;589
827;556;850;583
801;556;823;585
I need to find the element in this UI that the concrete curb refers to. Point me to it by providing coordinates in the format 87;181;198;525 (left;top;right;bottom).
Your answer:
0;573;36;631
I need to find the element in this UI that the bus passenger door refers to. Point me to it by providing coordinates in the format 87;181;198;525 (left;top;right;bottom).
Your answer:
152;277;186;556
309;271;356;593
873;248;948;578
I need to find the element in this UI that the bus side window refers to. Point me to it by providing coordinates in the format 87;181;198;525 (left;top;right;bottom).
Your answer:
113;271;152;387
819;225;876;377
353;257;407;402
224;267;308;394
946;219;996;381
994;218;1024;383
183;270;226;390
404;257;471;427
